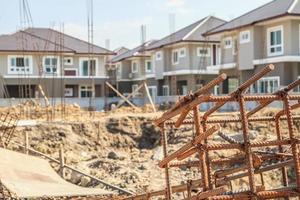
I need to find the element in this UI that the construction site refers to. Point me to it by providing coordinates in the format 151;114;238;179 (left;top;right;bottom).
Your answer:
3;0;300;199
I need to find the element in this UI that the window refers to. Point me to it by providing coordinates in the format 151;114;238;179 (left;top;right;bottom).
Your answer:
44;56;58;74
80;85;94;98
179;48;186;57
131;61;138;73
64;57;73;65
257;76;280;93
267;26;283;56
80;59;96;76
240;30;250;44
224;37;232;49
197;47;211;57
172;50;179;64
163;85;169;96
228;78;239;93
145;60;152;72
156;51;162;61
8;56;32;74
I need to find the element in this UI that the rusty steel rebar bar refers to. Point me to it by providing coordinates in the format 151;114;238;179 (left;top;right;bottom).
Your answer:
161;125;172;200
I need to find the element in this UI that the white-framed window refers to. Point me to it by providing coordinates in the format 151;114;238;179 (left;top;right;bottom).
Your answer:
79;85;94;98
64;88;73;97
197;47;211;57
43;56;59;74
145;60;152;72
179;48;186;57
8;55;33;74
156;51;162;61
257;76;280;93
240;30;251;44
79;58;97;76
163;85;169;96
116;63;122;77
131;61;138;73
267;25;284;56
172;50;179;65
224;37;232;49
64;57;73;65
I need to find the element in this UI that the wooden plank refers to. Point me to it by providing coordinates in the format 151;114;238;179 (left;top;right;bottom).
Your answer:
116;84;143;108
105;82;137;108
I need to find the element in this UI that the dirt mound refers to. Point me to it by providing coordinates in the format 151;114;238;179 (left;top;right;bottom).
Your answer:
109;104;156;114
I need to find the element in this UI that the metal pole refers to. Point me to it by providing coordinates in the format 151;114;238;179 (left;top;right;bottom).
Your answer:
283;96;300;193
161;124;172;200
238;94;256;197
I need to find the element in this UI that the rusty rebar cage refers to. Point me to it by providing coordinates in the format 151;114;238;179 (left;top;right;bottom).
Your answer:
123;64;300;200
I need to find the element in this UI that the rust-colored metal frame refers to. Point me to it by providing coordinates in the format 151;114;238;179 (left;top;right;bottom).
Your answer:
123;64;300;200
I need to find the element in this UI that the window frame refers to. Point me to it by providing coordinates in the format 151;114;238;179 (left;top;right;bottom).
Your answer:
267;25;284;56
224;37;232;49
8;55;33;75
178;48;186;58
79;57;98;76
239;30;251;44
257;76;280;94
43;56;59;74
131;61;138;73
197;47;211;57
172;49;179;65
145;60;152;73
79;85;94;98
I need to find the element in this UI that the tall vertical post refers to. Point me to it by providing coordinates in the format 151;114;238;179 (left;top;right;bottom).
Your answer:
238;94;256;197
59;148;65;179
193;106;209;191
161;124;172;200
275;117;288;189
283;96;300;193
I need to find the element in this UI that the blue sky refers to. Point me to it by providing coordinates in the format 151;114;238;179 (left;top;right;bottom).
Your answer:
0;0;271;50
